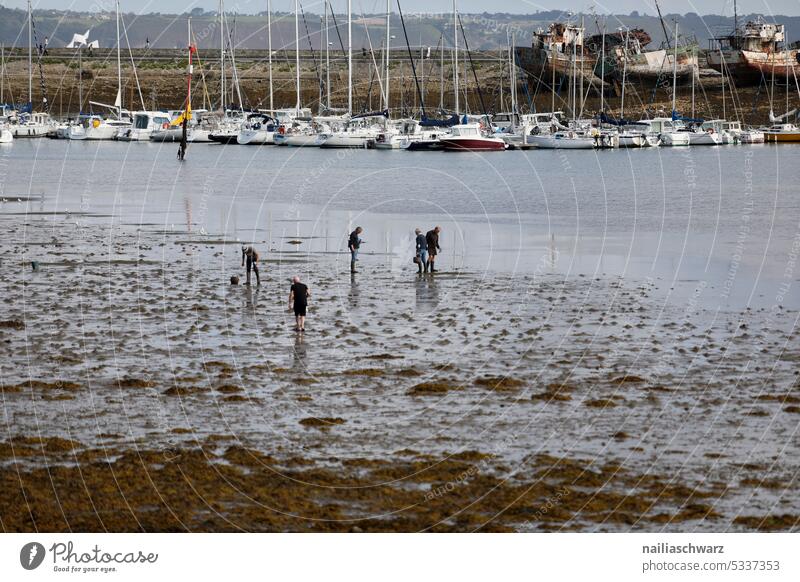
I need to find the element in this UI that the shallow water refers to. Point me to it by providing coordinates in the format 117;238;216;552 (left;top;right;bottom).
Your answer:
0;139;798;531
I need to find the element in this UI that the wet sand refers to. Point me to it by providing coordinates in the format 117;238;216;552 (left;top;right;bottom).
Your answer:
1;212;798;532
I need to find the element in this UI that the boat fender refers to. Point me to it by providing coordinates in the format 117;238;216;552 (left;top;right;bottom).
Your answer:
92;119;101;128
162;122;170;129
278;126;286;135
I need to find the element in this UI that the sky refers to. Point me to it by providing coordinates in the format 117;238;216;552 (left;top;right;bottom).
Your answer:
4;1;800;17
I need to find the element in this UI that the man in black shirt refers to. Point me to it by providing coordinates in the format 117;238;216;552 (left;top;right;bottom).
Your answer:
425;226;441;273
289;276;310;332
348;226;363;273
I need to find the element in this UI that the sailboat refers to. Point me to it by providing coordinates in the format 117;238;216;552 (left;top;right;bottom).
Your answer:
435;2;505;152
237;1;278;145
11;0;53;138
209;0;246;144
528;15;597;150
274;0;324;147
69;1;131;140
318;1;385;148
764;45;800;143
655;22;690;147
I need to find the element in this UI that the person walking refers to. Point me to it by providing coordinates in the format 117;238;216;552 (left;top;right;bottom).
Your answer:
241;245;261;286
415;228;428;274
348;227;363;273
425;226;441;273
289;276;310;332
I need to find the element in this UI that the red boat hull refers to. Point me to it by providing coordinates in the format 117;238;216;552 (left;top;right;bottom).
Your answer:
439;138;506;151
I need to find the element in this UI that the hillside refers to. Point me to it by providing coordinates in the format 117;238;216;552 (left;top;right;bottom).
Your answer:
1;6;800;51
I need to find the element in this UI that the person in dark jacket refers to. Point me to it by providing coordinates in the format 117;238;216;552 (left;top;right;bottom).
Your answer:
425;226;441;272
415;228;428;274
348;227;363;273
241;245;261;286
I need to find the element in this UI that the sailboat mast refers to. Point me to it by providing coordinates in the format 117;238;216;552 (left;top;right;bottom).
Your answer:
786;26;790;118
385;0;391;112
268;0;273;111
620;27;629;118
325;0;330;109
691;45;696;118
655;0;671;50
600;22;605;113
453;0;459;115
220;0;225;113
579;16;584;118
671;21;678;116
348;0;353;115
551;44;555;114
116;0;122;119
295;0;301;113
78;45;82;113
28;0;32;105
439;35;444;111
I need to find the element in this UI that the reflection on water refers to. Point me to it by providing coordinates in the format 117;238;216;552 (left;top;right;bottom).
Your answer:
348;273;360;310
415;275;440;312
291;332;308;373
2;140;799;309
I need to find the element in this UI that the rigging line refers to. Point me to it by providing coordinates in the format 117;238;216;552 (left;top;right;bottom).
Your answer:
457;13;488;117
395;0;426;117
358;2;387;108
119;12;145;110
299;1;323;102
329;7;347;60
30;14;49;111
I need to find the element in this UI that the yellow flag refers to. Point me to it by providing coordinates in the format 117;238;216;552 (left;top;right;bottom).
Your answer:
170;102;192;127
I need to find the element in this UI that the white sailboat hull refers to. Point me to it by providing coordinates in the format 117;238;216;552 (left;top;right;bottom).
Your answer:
528;134;596;149
319;133;373;148
237;129;275;145
618;133;657;148
116;128;154;142
0;128;13;143
659;132;691;146
686;131;723;145
276;134;323;147
68;124;124;141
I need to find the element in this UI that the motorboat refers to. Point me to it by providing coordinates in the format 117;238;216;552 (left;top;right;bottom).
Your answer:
68;115;131;140
700;119;743;144
116;111;173;142
739;129;765;143
763;123;800;143
10;112;53;138
631;118;689;146
438;123;507;151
